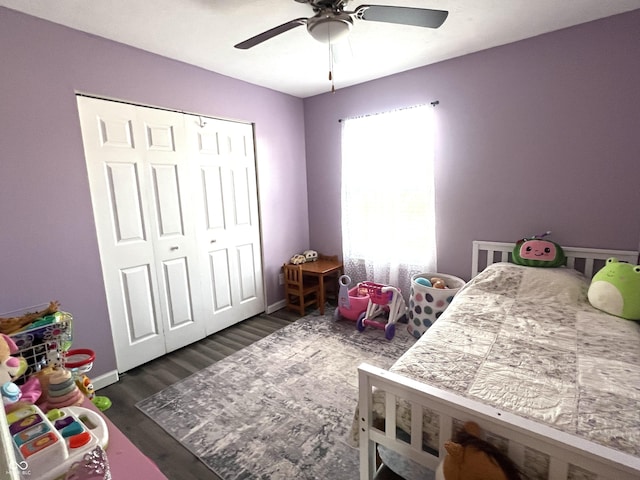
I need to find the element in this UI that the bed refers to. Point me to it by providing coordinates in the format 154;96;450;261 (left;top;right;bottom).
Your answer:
356;240;640;480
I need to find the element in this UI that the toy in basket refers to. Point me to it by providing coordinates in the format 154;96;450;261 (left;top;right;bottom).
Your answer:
333;275;370;322
356;282;407;340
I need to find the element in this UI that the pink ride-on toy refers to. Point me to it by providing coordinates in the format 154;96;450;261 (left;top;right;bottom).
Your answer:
356;281;407;340
334;275;370;322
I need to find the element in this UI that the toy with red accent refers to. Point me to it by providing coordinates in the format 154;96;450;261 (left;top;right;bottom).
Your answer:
64;349;112;411
5;403;109;480
356;281;407;340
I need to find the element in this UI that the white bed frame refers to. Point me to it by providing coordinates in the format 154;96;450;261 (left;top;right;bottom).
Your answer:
358;241;640;480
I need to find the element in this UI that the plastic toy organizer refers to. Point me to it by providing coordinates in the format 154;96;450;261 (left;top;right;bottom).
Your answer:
8;311;72;384
6;404;109;480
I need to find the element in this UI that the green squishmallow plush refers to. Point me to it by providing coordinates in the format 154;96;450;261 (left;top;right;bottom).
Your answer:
588;258;640;320
512;232;566;268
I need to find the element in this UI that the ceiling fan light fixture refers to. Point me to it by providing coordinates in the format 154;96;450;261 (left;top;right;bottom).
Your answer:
307;15;352;44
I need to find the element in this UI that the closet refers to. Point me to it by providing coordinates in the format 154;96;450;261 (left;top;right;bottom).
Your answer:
77;96;264;372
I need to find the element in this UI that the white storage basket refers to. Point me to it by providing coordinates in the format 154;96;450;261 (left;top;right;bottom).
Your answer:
407;272;465;338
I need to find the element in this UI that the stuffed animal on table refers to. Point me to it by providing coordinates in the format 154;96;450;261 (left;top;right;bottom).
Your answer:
512;231;566;268
441;422;522;480
290;254;307;265
303;249;318;262
588;257;640;320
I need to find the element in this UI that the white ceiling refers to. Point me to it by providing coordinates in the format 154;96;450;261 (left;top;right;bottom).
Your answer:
2;0;639;98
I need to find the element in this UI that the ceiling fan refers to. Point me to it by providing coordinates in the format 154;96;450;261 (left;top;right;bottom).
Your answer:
234;0;449;49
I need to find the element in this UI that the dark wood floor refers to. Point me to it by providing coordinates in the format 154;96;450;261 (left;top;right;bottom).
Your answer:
98;308;403;480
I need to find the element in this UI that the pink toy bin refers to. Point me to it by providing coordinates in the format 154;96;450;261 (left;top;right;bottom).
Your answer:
407;272;465;338
334;275;370;322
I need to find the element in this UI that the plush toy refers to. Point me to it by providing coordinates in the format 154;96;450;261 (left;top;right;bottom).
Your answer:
0;333;41;410
290;254;306;265
0;333;25;384
0;300;60;335
303;249;318;262
512;231;566;268
588;257;640;320
441;422;522;480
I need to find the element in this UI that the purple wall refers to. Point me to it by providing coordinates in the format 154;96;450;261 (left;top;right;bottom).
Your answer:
0;7;310;377
304;10;640;281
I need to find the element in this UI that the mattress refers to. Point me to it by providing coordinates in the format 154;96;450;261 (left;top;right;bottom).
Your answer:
355;263;640;478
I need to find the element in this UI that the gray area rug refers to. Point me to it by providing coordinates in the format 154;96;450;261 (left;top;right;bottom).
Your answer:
137;308;416;480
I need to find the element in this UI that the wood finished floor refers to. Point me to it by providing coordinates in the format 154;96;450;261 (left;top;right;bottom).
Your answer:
98;308;403;480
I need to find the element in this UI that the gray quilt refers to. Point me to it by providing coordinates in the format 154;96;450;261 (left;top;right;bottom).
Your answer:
360;263;640;478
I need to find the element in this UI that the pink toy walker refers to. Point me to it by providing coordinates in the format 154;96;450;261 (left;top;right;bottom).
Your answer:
333;275;370;322
356;281;407;340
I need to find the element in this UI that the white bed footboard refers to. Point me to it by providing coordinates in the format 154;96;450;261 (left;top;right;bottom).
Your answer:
358;363;640;480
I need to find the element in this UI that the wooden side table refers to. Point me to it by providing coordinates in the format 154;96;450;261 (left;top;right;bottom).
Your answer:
299;256;343;315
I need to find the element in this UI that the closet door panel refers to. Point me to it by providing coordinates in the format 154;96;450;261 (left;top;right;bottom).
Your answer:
120;264;158;340
151;164;184;237
230;168;251;227
107;163;146;243
161;257;194;329
141;107;207;353
201;165;226;232
78;97;166;372
187;116;264;335
207;248;232;312
236;243;258;302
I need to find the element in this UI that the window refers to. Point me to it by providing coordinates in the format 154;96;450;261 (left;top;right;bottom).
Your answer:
340;105;437;296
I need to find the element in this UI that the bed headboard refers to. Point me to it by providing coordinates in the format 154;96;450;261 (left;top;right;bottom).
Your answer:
472;240;639;279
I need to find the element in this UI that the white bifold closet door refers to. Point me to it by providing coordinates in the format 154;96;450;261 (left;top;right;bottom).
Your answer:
77;96;264;372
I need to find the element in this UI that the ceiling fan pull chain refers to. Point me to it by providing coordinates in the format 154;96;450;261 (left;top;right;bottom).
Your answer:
328;40;336;93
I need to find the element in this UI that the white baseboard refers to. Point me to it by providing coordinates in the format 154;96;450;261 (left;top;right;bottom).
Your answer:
266;300;286;314
92;369;119;391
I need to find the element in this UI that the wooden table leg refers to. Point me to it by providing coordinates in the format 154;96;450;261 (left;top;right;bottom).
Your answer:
318;276;325;315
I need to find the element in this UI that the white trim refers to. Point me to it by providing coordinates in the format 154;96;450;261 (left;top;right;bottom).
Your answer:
92;369;119;390
266;300;286;314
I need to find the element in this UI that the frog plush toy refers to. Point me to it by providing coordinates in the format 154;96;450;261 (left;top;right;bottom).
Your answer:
588;258;640;320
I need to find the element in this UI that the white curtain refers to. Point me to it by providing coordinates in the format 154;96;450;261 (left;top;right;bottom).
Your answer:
340;105;437;299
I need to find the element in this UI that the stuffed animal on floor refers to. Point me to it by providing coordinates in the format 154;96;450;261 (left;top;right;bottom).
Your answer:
512;231;566;268
441;422;522;480
588;257;640;320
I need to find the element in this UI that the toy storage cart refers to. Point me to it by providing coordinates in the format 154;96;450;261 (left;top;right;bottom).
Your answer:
356;282;407;340
408;272;465;338
334;275;370;322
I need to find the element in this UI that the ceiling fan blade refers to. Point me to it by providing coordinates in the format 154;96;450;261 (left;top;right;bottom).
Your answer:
235;18;308;49
353;5;448;29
